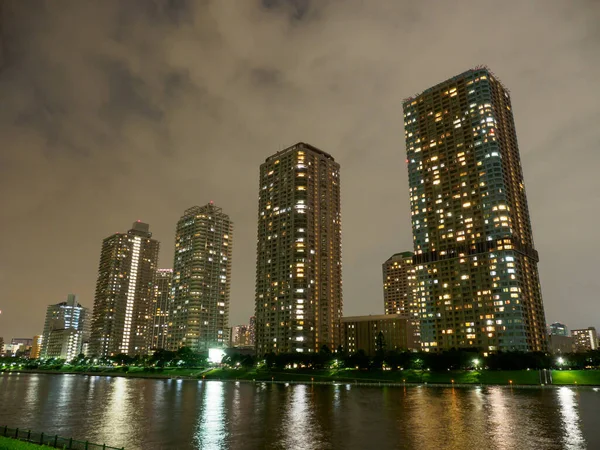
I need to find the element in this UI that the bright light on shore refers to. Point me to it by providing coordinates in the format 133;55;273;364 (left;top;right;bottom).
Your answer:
208;348;225;364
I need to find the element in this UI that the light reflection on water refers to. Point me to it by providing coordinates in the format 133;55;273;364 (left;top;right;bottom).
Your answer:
196;382;227;450
557;387;586;450
487;387;518;450
0;374;597;450
279;384;324;450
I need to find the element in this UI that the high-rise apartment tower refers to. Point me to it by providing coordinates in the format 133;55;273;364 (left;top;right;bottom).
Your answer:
150;269;172;350
255;142;342;354
403;67;546;352
90;222;159;357
383;252;415;315
167;203;233;351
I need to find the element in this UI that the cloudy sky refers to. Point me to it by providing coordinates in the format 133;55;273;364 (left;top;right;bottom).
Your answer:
0;0;598;341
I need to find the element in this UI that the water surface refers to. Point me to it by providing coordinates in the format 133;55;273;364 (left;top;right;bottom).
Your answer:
0;373;598;449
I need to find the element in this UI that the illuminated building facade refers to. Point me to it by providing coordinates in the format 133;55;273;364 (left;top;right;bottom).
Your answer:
403;67;546;352
255;142;342;354
230;325;252;347
167;203;233;351
41;294;89;360
90;222;159;357
549;322;569;337
383;252;415;315
150;269;172;350
572;327;598;352
342;314;417;356
30;335;42;359
248;316;256;346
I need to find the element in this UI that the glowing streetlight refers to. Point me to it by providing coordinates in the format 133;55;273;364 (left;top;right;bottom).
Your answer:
557;357;565;366
473;358;480;368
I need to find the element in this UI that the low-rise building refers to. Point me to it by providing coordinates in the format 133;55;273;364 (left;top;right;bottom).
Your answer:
41;294;89;360
548;335;573;354
342;314;417;356
7;338;33;357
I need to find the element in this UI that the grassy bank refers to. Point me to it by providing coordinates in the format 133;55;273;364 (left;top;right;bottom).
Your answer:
551;370;600;385
203;368;600;386
0;437;50;449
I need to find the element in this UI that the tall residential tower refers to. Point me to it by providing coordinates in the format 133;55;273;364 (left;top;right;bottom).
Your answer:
167;203;233;351
403;67;546;352
90;222;159;357
382;252;415;315
150;269;172;350
255;142;342;354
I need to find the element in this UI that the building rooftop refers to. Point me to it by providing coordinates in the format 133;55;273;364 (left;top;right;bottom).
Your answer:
385;251;414;262
183;201;227;217
342;314;410;323
403;65;507;105
264;142;335;163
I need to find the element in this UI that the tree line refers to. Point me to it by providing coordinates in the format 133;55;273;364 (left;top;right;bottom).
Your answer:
2;346;600;372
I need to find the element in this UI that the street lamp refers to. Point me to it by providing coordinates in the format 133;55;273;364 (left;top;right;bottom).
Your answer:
473;358;480;369
557;357;565;368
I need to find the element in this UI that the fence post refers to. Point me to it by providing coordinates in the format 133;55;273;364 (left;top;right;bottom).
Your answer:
15;428;18;438
40;432;44;445
69;437;73;449
27;430;31;441
85;441;89;450
3;426;6;437
102;444;106;450
54;434;58;447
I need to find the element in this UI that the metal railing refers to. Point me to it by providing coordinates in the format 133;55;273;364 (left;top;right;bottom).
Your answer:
1;426;124;450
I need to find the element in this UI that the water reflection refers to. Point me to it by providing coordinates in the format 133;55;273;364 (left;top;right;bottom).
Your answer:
0;375;597;450
279;384;324;450
24;374;39;408
487;387;518;449
103;377;134;445
557;387;586;450
195;381;227;450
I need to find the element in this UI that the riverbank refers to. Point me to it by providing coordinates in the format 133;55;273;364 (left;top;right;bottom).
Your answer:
4;367;600;386
202;367;600;386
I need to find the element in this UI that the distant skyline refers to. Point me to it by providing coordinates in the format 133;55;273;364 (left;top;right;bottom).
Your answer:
1;1;599;340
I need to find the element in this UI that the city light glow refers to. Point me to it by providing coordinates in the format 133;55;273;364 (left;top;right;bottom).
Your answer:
208;348;226;364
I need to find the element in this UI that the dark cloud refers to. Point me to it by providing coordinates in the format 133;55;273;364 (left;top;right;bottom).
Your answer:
0;0;599;340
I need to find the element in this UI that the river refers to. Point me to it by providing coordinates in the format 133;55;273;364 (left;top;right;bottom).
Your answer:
0;373;598;449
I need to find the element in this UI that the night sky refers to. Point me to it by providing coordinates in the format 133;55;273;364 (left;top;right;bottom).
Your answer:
1;1;599;341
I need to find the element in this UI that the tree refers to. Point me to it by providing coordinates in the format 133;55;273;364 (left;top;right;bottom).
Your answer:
150;349;176;368
111;353;134;366
175;347;206;367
